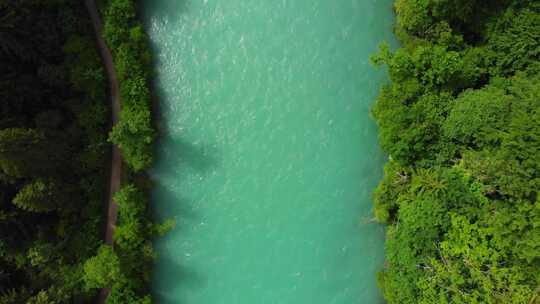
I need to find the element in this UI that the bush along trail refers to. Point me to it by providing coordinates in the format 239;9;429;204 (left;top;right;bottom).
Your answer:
372;1;540;303
83;0;172;303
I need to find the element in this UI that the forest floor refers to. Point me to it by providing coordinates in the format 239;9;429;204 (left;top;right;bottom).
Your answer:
84;0;122;302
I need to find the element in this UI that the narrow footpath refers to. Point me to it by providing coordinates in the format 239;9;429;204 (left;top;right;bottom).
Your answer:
84;0;122;302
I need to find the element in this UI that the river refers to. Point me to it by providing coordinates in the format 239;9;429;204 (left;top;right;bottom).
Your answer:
143;1;395;303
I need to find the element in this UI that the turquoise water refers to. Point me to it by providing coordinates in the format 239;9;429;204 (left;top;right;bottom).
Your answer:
144;1;395;303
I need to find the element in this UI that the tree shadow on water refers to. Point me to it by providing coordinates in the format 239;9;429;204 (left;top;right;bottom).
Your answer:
150;134;220;301
151;181;197;224
141;0;190;22
153;135;220;179
172;137;219;171
150;176;207;302
139;0;191;73
142;0;217;301
152;254;207;304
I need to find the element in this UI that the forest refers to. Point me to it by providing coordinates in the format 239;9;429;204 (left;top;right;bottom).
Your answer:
0;0;163;303
372;0;540;303
0;0;108;302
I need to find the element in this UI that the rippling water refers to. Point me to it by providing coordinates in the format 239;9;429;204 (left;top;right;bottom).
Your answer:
143;1;395;303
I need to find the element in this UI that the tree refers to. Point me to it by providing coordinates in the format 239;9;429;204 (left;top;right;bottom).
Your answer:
113;185;145;249
11;179;62;213
109;112;154;172
0;1;109;302
83;245;120;291
0;128;45;178
372;2;540;303
443;86;511;148
487;8;540;77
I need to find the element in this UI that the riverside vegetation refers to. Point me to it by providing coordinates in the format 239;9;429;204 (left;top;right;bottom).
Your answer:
372;0;540;303
91;0;174;302
0;0;166;303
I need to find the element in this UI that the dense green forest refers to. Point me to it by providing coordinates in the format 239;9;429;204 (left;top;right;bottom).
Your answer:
0;1;108;302
372;0;540;303
0;0;164;303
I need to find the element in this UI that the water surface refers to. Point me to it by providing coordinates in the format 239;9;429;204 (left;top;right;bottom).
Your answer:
144;1;395;303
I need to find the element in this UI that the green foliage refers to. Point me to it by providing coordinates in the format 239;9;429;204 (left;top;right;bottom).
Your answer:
0;1;107;302
98;1;162;299
0;128;47;178
103;0;136;47
111;184;172;301
417;212;537;304
88;0;162;302
486;8;540;76
373;161;410;222
373;1;540;303
109;114;153;172
83;245;121;290
114;185;147;250
393;0;494;40
0;1;162;300
102;0;155;172
63;35;106;99
460;74;540;198
12;179;62;213
107;277;152;304
443;86;510;147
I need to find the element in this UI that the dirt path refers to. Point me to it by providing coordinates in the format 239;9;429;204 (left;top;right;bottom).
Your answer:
84;0;121;302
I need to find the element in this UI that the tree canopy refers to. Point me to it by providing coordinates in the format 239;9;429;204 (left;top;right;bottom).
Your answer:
373;1;540;303
0;1;109;302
